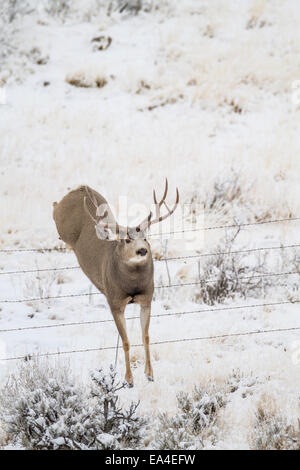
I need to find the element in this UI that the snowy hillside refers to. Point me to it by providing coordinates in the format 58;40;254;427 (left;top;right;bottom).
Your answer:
0;0;300;449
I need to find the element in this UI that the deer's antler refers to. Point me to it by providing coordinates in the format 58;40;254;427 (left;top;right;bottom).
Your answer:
138;179;179;231
84;186;125;239
84;186;109;225
85;182;179;238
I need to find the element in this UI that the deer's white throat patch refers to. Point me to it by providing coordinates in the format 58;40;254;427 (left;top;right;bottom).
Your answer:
127;255;149;266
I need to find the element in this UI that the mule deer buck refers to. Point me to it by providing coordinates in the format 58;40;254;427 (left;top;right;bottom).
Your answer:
53;181;179;386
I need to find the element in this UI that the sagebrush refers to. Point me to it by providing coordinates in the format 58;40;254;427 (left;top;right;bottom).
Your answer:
194;229;271;305
253;406;300;450
0;361;145;450
154;385;226;450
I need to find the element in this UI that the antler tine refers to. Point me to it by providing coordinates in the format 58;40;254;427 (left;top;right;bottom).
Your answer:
137;210;153;231
84;186;101;223
84;186;128;237
141;181;179;229
85;185;98;210
175;186;179;204
83;196;98;224
152;178;168;221
156;187;179;223
162;178;168;203
153;188;157;205
84;186;109;226
153;178;168;207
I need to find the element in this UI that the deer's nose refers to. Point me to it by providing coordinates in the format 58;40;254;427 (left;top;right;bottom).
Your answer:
136;248;147;256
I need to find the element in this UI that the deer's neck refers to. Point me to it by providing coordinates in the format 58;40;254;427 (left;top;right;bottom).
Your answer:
111;250;153;295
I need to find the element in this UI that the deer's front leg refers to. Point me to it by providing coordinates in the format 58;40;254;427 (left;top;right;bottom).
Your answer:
112;307;133;387
140;304;153;381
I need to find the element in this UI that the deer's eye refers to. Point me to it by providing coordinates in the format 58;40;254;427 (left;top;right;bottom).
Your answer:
125;239;131;244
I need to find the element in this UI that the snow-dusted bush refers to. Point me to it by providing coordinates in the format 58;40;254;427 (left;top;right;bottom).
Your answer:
203;172;246;217
190;170;286;231
194;229;271;305
44;0;71;18
90;366;146;448
276;247;300;303
0;359;87;449
106;0;171;16
0;1;46;84
22;270;62;308
0;1;21;69
227;369;258;398
0;361;145;450
253;406;300;450
154;386;226;450
188;171;252;227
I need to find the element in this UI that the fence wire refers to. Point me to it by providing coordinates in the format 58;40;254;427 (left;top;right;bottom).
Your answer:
0;216;299;254
0;271;298;303
150;216;300;237
0;215;299;363
0;299;298;334
0;243;299;276
2;324;300;362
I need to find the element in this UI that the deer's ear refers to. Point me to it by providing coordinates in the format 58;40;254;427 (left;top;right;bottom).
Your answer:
95;225;118;241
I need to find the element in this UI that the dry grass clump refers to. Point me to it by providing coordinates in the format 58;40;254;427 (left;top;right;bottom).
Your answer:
253;406;300;450
66;72;107;89
194;229;270;306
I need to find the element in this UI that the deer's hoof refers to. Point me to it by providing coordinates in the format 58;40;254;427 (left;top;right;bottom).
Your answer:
126;380;134;388
146;375;154;382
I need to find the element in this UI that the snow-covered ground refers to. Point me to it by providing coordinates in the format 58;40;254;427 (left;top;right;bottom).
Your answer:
0;0;300;449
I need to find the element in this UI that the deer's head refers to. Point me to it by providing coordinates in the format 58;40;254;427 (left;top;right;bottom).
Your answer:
84;180;179;267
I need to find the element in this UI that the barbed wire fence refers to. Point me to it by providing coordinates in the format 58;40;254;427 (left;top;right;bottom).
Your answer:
0;243;299;277
1;215;299;254
3;325;300;362
0;270;298;304
0;216;299;362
